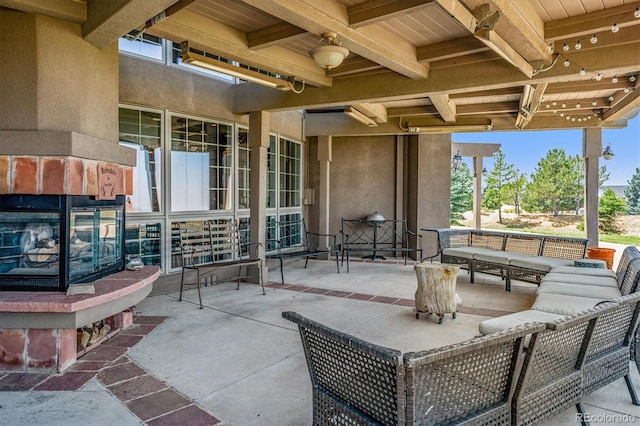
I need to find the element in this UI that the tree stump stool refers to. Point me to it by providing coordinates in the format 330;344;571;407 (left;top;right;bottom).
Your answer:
414;263;461;324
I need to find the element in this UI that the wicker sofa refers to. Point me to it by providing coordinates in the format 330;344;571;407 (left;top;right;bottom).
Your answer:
429;229;588;291
284;294;640;425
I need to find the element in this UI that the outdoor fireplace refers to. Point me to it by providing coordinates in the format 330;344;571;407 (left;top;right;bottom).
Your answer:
0;194;125;291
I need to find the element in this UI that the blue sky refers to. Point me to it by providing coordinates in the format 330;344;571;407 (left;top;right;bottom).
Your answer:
453;115;640;186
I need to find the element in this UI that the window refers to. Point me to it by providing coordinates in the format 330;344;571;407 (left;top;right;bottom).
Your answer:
267;135;277;208
119;108;162;213
237;128;250;209
119;33;164;61
279;138;301;208
170;115;233;212
125;223;162;267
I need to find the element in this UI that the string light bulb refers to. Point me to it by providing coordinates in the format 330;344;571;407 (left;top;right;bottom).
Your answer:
564;59;570;67
576;103;581;108
635;7;640;18
590;34;598;44
592;100;597;106
612;76;618;83
575;40;582;50
624;87;631;93
608;96;614;101
631;75;637;83
611;23;619;32
580;68;586;76
562;43;569;52
595;73;602;81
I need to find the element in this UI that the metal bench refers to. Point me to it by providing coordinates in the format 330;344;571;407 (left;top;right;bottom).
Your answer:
179;219;264;309
265;218;339;284
340;218;422;272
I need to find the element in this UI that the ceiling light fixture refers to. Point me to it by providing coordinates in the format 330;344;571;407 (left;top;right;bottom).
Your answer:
344;106;377;127
309;32;349;70
408;123;493;134
180;41;291;90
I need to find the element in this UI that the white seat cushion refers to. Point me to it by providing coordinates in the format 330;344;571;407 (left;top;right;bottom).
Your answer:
479;309;565;335
548;265;617;278
532;293;609;315
537;282;622;299
473;251;533;266
541;273;618;288
509;256;574;273
443;247;496;260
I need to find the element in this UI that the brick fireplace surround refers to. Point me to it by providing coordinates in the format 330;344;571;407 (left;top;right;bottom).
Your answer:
0;148;157;373
0;266;160;372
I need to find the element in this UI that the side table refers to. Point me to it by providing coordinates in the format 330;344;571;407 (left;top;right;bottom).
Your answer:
414;263;461;324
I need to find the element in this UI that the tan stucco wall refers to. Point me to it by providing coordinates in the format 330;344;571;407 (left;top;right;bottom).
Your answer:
328;135;397;234
119;55;303;140
0;10;119;142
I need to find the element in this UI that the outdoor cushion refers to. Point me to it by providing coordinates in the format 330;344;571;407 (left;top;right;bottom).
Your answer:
548;265;617;278
473;251;534;266
479;309;565;336
442;246;497;259
509;256;574;272
541;272;618;288
537;282;622;299
532;293;609;315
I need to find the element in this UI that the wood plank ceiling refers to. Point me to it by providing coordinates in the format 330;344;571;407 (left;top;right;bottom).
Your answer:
6;0;639;134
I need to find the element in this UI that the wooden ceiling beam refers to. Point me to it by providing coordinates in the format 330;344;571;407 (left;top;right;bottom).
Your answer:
387;105;439;117
247;23;307;49
429;94;456;122
239;0;429;79
232;41;640;113
449;87;522;99
545;79;632;95
457;101;519;115
545;1;640;41
417;36;489;62
348;0;435;28
353;103;388;123
0;0;86;23
602;81;640;121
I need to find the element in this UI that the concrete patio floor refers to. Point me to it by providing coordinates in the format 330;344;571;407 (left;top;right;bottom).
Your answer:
1;256;639;425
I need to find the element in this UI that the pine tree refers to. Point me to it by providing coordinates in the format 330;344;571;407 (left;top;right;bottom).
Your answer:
626;167;640;215
482;149;518;224
450;162;473;225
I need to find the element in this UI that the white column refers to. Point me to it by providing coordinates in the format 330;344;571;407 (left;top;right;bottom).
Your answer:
582;128;601;247
473;156;483;229
317;135;332;251
249;111;270;272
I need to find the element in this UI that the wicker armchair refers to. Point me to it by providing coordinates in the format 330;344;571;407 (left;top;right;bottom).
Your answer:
512;304;609;426
403;322;545;425
581;293;640;406
283;311;546;426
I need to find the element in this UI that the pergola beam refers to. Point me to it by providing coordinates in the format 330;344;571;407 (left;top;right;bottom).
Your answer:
0;0;85;23
417;36;489;62
353;103;388;123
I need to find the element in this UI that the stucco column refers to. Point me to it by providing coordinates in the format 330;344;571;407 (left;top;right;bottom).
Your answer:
407;133;452;259
249;111;270;280
582;128;601;247
317;135;332;252
473;156;483;229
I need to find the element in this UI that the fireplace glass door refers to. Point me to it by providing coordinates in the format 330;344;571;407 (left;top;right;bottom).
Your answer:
69;207;123;282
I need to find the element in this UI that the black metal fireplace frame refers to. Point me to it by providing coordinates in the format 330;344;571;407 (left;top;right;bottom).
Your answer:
0;194;126;291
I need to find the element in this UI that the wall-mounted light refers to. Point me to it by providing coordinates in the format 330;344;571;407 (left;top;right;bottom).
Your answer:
309;32;349;70
181;41;291;90
344;106;377;127
602;143;615;160
452;150;463;170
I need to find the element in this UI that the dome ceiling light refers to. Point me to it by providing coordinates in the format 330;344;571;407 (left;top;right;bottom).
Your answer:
309;32;349;70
